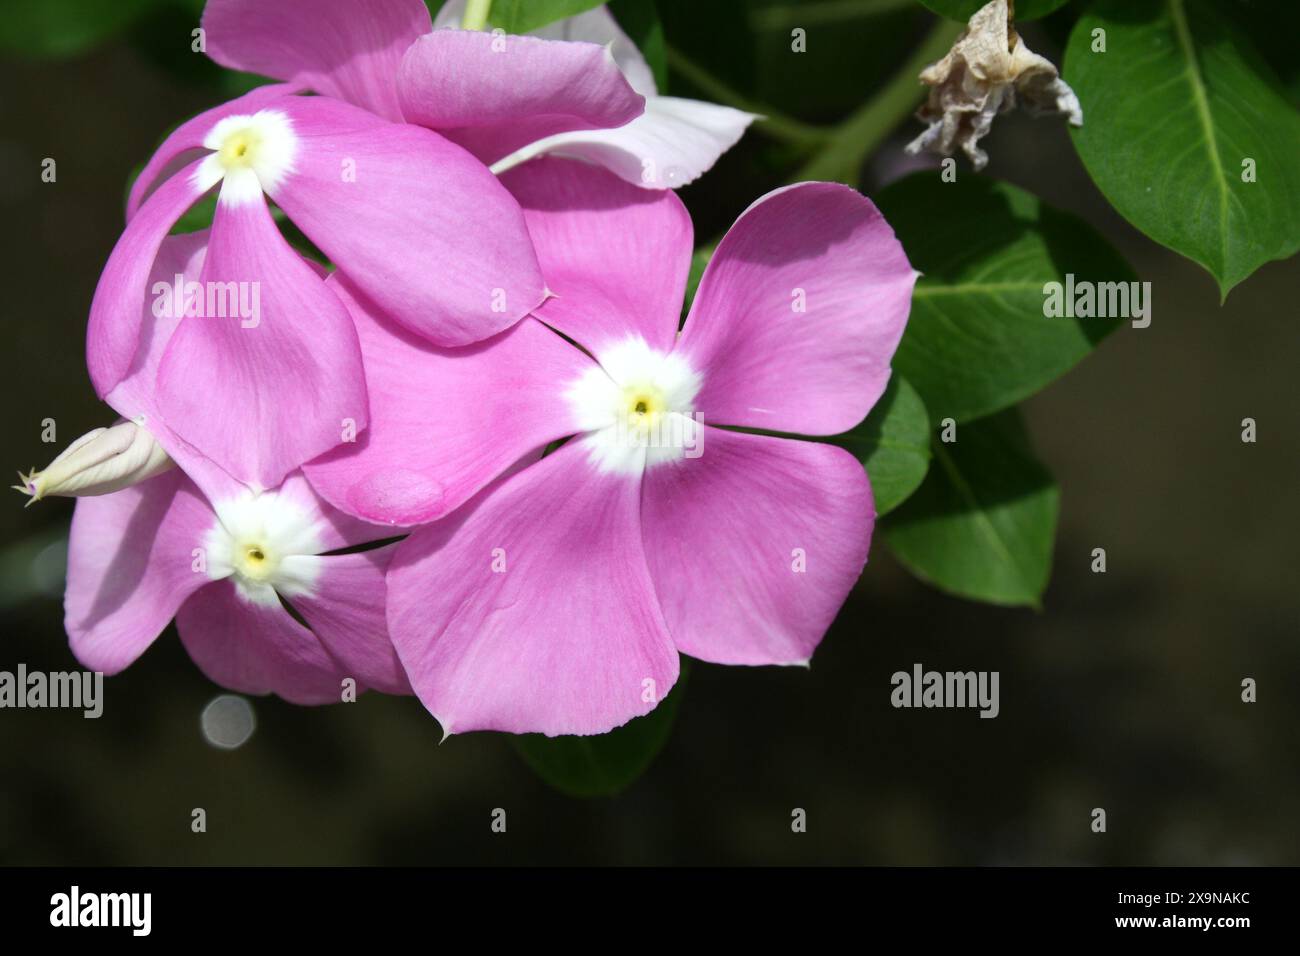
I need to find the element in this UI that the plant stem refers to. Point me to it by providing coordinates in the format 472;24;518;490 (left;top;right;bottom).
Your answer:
792;19;962;185
665;46;832;146
461;0;492;31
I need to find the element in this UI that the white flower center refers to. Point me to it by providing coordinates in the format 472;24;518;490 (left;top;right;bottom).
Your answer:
194;110;297;206
203;487;324;606
566;337;704;475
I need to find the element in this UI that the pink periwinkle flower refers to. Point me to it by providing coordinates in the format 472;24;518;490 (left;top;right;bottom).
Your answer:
65;466;408;704
304;159;917;736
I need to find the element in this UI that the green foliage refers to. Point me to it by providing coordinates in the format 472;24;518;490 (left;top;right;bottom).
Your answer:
513;662;687;797
488;0;606;34
916;0;1071;21
0;0;163;59
836;376;932;515
883;409;1058;607
875;173;1130;425
1065;0;1300;298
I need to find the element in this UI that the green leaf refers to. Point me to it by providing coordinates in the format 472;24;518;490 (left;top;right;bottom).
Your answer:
610;0;667;92
0;0;162;60
915;0;1070;22
489;0;605;34
1065;0;1300;298
513;663;687;798
835;375;931;515
883;409;1058;607
875;173;1130;424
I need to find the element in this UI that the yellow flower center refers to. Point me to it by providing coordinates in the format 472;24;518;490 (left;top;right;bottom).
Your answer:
623;385;667;429
217;128;263;171
234;541;278;583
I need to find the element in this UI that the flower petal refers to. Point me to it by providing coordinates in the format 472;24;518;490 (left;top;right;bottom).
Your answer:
304;275;589;526
500;157;692;356
496;96;756;189
201;0;430;121
65;470;217;674
178;579;354;705
640;428;872;665
155;193;368;490
675;182;917;435
396;28;643;165
268;95;545;346
103;231;251;504
387;440;678;736
88;158;208;397
288;545;410;695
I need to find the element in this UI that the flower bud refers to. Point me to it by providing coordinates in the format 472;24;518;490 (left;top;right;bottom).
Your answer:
14;420;175;504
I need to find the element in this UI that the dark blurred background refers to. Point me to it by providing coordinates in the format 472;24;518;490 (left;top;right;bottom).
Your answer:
1;0;1297;865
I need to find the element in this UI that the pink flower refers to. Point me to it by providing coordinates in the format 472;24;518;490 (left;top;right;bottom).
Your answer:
65;466;407;703
305;159;917;736
96;83;545;490
201;0;751;189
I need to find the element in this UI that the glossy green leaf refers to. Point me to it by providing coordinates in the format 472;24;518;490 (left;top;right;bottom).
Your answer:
876;173;1130;424
0;0;161;60
916;0;1070;22
835;375;931;515
513;663;687;798
1065;0;1300;298
489;0;605;34
883;408;1058;607
610;0;668;92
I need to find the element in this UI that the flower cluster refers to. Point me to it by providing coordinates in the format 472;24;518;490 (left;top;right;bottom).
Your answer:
21;0;915;737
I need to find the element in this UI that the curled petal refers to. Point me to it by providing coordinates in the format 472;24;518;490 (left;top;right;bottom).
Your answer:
155;193;368;490
88;158;209;396
494;96;755;190
396;28;643;165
